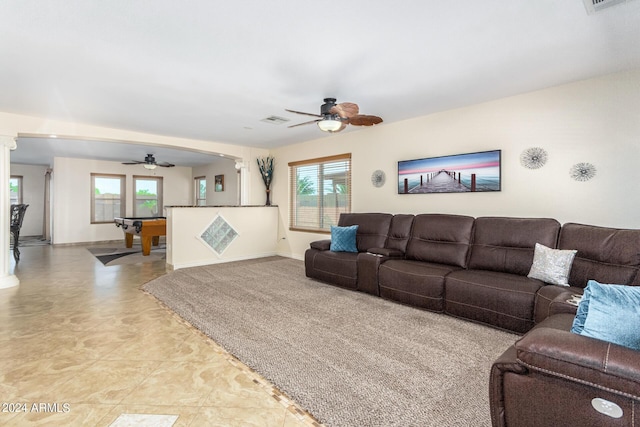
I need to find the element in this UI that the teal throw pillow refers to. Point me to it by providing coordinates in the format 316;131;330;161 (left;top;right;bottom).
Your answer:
570;282;592;334
330;225;358;253
571;280;640;351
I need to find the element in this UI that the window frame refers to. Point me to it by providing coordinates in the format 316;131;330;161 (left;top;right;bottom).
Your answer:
91;173;126;224
194;176;207;206
133;175;164;217
9;175;23;205
288;153;352;233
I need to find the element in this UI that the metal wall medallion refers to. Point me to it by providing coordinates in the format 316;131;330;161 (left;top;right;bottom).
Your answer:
520;147;548;169
570;162;596;182
371;170;386;187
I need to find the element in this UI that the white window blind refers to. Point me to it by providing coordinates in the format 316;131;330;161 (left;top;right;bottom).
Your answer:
289;153;351;233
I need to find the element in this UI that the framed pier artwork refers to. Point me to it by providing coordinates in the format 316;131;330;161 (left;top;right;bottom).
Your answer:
397;150;501;194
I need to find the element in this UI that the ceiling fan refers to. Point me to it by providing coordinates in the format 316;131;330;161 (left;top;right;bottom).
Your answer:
122;154;175;169
286;98;383;133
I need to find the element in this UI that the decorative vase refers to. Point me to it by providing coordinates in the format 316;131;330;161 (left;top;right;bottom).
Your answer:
265;189;271;206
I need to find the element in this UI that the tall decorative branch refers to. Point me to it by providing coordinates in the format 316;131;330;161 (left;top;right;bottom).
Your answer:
257;156;274;205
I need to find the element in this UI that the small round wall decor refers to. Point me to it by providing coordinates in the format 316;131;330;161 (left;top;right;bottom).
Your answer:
520;147;548;169
371;170;386;188
570;162;596;182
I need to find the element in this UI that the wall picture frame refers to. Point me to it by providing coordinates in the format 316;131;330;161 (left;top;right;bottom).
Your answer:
215;174;224;192
398;150;501;194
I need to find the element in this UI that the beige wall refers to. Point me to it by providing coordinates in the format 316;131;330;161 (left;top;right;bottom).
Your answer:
272;69;640;259
192;157;240;206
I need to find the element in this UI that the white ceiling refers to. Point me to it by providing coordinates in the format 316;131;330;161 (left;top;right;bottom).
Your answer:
3;0;640;166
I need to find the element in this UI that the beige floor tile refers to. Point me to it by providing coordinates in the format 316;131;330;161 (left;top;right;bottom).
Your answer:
202;369;283;410
191;406;290;427
52;359;162;404
124;360;230;406
3;244;321;427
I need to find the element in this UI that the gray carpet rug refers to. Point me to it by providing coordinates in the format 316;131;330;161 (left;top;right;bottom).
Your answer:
142;256;519;427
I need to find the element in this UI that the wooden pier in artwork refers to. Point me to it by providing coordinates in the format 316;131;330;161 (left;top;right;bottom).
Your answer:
402;170;477;193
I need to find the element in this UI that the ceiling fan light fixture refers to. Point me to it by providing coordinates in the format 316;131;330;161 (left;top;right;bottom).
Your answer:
143;163;157;170
317;118;343;132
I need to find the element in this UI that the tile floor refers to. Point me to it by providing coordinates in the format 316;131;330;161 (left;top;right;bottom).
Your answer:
1;243;320;426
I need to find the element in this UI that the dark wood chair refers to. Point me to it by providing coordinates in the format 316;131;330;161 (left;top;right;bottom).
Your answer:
10;204;29;261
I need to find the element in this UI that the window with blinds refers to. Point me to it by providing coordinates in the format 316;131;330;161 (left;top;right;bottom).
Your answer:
289;153;351;233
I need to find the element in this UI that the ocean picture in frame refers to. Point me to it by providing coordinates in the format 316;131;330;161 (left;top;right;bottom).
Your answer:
398;150;501;194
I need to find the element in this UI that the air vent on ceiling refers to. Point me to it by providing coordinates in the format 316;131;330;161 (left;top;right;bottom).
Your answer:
260;115;290;125
583;0;637;14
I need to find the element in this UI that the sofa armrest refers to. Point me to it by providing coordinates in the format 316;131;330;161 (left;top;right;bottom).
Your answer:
534;285;583;323
489;345;528;427
309;239;331;251
515;327;640;399
366;247;405;258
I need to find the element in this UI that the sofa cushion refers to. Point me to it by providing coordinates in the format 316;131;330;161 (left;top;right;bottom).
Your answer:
378;259;460;312
527;243;577;286
384;214;414;253
558;223;640;288
571;280;640;350
330;225;358;252
338;213;393;252
405;214;475;268
468;217;561;275
445;269;545;333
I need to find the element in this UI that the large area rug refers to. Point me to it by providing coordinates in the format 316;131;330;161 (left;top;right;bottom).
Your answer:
142;257;519;427
88;244;166;266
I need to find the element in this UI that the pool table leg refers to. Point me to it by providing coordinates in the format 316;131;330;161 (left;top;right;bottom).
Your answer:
141;236;152;256
152;236;160;246
125;233;134;248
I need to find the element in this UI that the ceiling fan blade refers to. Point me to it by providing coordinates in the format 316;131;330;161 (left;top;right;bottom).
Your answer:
285;109;323;118
156;162;175;167
330;102;359;119
122;160;145;164
348;115;383;126
288;119;322;128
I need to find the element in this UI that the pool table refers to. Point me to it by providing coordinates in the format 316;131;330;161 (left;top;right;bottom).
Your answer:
114;216;166;256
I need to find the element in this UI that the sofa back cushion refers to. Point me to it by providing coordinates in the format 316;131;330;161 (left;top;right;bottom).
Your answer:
558;223;640;288
385;214;415;253
468;217;561;275
338;213;393;252
405;214;475;267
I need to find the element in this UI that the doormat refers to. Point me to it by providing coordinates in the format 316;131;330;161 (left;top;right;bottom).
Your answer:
88;245;166;266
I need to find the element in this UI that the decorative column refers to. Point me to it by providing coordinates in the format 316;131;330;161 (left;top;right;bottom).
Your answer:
0;136;19;289
235;159;250;206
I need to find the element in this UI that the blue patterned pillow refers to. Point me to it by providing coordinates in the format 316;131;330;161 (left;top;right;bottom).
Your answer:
571;280;640;351
330;225;358;253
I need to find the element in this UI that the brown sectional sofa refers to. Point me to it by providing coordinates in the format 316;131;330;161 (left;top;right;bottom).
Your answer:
304;212;640;426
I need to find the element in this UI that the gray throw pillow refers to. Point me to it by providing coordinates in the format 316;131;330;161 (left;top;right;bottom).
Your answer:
527;243;577;286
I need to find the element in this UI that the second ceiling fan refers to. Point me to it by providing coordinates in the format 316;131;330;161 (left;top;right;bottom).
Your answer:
122;154;175;169
286;98;383;133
